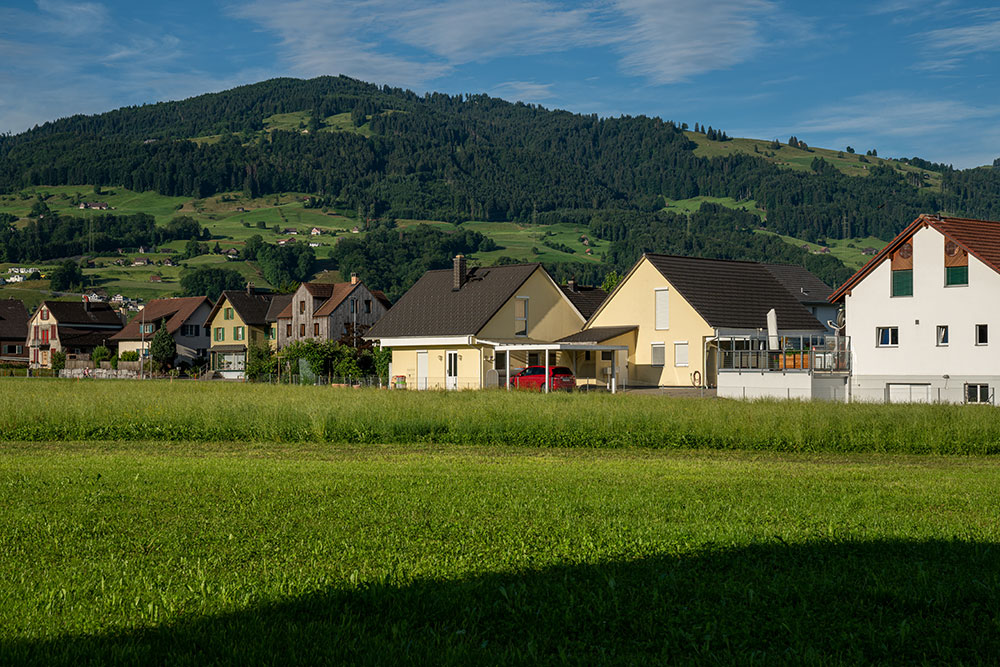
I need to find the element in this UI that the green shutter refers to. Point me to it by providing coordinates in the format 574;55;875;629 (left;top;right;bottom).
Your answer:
945;265;968;286
891;269;913;297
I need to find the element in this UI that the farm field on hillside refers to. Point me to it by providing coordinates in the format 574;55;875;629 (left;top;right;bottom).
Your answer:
754;229;888;269
3;439;1000;664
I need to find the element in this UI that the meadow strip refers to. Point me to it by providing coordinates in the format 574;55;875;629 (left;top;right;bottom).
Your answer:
3;378;1000;453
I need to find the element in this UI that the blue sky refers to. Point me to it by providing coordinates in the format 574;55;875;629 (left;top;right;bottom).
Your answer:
1;0;998;167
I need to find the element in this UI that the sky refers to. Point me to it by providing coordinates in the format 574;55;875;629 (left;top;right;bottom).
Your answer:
1;0;998;168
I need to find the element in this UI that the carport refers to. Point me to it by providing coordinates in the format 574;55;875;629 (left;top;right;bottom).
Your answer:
479;338;630;393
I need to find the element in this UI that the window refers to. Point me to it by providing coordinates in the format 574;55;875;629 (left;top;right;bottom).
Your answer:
967;384;991;404
142;323;154;334
977;324;989;346
584;351;591;361
674;342;689;367
299;300;305;314
214;327;224;342
41;327;49;344
224;307;233;320
876;327;898;347
365;299;372;314
313;323;320;336
300;323;306;337
269;326;276;340
651;343;665;366
233;326;245;341
891;269;913;297
40;308;48;321
601;351;613;361
515;297;528;336
655;288;669;329
495;351;507;370
32;325;38;341
350;299;357;314
936;325;949;346
286;323;292;337
528;352;539;366
945;265;968;286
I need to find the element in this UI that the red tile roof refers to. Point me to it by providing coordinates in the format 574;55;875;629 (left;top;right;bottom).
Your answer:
829;214;1000;302
111;296;211;341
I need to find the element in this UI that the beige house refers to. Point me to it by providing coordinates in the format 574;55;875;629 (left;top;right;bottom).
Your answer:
206;288;283;378
27;300;123;369
583;254;844;398
365;256;618;390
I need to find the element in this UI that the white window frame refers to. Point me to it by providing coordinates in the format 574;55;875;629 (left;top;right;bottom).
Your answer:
651;342;665;367
966;383;991;404
876;326;898;348
674;341;689;367
654;288;669;330
976;324;989;346
514;296;529;337
936;325;949;347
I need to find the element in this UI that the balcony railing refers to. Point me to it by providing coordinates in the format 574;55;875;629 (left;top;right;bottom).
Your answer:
718;336;850;374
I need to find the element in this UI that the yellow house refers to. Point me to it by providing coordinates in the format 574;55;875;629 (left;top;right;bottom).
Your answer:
206;288;287;378
365;256;621;390
585;254;831;389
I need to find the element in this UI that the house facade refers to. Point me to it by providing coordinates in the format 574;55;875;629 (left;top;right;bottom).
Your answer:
27;300;124;369
583;254;845;399
275;276;390;349
206;288;281;378
0;299;30;363
831;214;1000;404
366;256;613;390
110;296;212;367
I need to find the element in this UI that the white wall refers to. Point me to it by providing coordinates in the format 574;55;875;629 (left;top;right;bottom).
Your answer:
718;371;813;400
846;225;1000;384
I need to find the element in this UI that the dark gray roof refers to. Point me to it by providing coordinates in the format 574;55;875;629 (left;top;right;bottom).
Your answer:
560;285;608;319
42;301;123;328
207;291;276;327
764;264;833;304
0;299;29;340
265;294;293;322
645;254;826;331
57;327;118;349
367;263;539;338
558;326;637;343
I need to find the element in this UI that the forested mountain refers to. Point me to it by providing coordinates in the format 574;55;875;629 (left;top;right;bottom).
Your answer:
2;75;998;291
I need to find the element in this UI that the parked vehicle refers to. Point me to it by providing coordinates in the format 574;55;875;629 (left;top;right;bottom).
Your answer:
509;366;576;391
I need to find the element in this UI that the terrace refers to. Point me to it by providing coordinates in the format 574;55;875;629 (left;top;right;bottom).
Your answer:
716;334;851;401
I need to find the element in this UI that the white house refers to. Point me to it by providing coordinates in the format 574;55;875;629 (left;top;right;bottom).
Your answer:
831;214;1000;404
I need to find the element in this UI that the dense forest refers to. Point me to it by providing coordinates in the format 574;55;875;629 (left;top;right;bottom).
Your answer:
1;75;998;292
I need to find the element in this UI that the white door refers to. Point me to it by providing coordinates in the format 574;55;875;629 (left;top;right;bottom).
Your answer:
446;351;458;390
416;351;428;390
887;383;930;403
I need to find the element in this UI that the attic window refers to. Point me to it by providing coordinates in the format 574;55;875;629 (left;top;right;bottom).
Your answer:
890;241;913;297
944;240;968;286
40;308;49;321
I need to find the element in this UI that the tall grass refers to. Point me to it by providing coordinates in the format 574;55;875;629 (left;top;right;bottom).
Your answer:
3;378;1000;453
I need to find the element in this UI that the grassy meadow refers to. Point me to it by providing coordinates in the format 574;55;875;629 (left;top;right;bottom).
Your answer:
4;380;1000;662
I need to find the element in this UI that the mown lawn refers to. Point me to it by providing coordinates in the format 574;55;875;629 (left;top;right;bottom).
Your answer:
2;441;1000;664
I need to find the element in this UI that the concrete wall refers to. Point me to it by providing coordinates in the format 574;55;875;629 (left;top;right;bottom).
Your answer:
588;257;714;387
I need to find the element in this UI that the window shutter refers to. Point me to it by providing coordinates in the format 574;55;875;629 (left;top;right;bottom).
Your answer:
655;289;669;329
674;342;689;366
651;343;665;366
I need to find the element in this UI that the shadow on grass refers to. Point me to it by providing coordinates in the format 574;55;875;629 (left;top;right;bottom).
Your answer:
6;539;1000;665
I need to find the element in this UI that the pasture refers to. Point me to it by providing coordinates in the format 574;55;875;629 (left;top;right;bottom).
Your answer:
3;380;1000;663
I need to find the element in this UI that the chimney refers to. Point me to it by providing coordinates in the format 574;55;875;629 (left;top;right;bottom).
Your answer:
350;272;359;285
567;278;577;293
82;294;90;311
246;282;254;295
453;254;467;291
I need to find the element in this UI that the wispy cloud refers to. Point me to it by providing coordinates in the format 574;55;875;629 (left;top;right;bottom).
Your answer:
490;80;556;102
608;0;779;84
794;92;998;137
923;19;1000;55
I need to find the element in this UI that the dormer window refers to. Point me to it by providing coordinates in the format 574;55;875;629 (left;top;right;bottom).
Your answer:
944;240;968;286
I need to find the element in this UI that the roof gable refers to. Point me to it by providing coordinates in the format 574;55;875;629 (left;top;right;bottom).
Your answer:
828;214;1000;302
40;301;123;328
367;263;540;338
206;291;276;327
111;296;210;341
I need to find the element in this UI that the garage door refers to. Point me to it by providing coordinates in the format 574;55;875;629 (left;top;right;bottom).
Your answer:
887;383;931;403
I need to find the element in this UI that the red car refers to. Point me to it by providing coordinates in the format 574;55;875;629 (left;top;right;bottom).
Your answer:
509;366;576;391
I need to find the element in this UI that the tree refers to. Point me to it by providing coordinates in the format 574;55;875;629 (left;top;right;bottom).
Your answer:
149;318;176;371
49;260;84;291
245;339;275;381
846;146;855;154
51;350;66;373
180;267;245;301
91;345;111;367
29;201;50;218
993;157;1000;168
601;270;622;293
